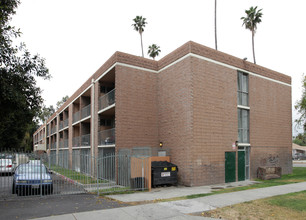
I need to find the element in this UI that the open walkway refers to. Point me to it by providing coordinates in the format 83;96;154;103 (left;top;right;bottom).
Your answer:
34;182;306;220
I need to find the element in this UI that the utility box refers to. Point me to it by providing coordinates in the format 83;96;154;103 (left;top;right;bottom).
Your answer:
130;177;146;189
151;161;178;187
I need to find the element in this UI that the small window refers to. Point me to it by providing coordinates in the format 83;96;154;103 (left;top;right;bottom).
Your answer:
237;71;249;106
238;108;249;143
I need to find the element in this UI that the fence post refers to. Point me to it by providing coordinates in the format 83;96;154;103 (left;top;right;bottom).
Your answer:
97;156;99;196
142;159;144;191
40;156;43;197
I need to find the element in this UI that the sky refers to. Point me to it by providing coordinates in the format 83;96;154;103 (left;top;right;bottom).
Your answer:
10;0;306;136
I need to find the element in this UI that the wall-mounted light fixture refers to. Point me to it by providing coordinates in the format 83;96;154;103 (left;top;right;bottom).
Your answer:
159;142;163;148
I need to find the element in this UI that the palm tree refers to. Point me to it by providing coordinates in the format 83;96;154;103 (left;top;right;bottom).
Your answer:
241;6;263;64
148;44;161;60
132;16;147;57
214;0;217;50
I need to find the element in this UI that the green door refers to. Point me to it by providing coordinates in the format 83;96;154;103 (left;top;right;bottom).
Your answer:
238;151;245;181
225;152;236;183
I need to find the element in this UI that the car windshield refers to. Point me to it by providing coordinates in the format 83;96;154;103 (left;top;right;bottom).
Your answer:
16;165;47;174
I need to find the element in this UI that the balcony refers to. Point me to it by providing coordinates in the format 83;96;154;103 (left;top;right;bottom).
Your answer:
59;119;69;130
99;89;115;111
51;142;57;149
73;111;80;124
81;104;91;119
59;139;68;148
72;134;90;147
51;126;57;135
73;104;91;124
98;128;115;146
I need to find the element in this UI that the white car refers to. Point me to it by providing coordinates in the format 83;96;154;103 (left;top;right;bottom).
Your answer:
0;159;14;175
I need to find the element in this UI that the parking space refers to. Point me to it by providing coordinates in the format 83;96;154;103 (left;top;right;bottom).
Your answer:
0;193;129;220
0;172;85;200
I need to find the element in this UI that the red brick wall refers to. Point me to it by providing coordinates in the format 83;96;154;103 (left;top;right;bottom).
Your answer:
192;57;237;186
249;75;292;177
115;65;159;151
158;57;194;186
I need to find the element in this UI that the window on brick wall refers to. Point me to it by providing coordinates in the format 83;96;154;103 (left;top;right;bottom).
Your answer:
237;71;249;144
238;108;249;143
237;71;248;106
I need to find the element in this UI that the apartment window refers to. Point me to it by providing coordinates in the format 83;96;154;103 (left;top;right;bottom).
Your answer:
238;108;249;143
237;71;248;106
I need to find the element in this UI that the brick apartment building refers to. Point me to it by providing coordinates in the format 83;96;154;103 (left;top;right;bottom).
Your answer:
33;41;292;186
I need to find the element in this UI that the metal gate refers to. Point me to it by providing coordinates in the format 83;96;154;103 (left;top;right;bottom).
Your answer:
0;151;149;200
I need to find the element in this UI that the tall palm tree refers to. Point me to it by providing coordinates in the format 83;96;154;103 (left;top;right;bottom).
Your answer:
214;0;217;50
241;6;263;64
132;16;147;57
147;44;161;60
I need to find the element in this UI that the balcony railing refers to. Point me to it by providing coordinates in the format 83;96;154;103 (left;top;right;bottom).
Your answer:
51;126;57;135
81;104;91;119
72;134;90;147
99;89;115;111
59;139;68;148
72;136;80;147
51;142;57;149
98;128;115;146
59;119;69;130
64;118;68;127
73;104;91;124
73;111;80;124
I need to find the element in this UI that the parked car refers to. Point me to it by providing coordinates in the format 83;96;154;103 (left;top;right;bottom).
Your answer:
0;159;14;175
12;163;53;196
293;153;306;160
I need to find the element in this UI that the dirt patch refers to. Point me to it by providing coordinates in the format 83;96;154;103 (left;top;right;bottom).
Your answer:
197;199;306;220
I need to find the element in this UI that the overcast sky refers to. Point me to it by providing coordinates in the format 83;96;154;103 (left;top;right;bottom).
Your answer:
11;0;306;135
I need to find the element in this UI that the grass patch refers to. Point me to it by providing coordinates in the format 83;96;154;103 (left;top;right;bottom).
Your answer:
268;190;306;212
50;165;108;184
199;190;306;220
157;167;306;202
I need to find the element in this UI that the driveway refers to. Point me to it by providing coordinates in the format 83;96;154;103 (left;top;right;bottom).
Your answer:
0;194;128;220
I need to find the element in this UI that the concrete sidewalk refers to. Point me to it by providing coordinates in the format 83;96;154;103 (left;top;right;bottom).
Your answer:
34;182;306;220
106;180;259;202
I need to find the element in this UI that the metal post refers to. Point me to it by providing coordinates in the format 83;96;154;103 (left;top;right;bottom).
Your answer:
142;159;144;191
40;156;43;197
97;156;99;196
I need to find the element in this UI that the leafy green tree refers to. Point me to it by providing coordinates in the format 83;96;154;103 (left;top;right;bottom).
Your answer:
132;16;147;57
0;0;50;150
293;134;306;146
39;105;55;123
56;95;69;110
241;6;263;64
295;75;306;131
147;44;161;60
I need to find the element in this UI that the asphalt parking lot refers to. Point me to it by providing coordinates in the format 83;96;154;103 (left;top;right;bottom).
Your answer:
0;173;85;200
0;193;128;220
